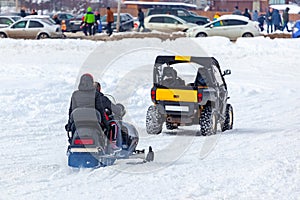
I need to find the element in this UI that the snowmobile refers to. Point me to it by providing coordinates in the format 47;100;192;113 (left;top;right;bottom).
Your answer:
66;95;153;168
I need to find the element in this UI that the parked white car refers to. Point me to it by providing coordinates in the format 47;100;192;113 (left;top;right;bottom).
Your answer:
0;18;63;39
24;15;56;25
0;16;21;28
186;15;261;40
144;14;197;33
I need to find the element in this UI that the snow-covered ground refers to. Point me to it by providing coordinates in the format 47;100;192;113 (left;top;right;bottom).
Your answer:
0;37;299;199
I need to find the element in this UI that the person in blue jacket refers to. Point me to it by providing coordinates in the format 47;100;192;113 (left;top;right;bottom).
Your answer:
266;7;273;33
272;9;282;31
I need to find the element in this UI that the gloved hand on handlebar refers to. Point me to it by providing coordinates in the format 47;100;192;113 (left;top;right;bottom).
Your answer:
65;123;71;132
116;103;126;117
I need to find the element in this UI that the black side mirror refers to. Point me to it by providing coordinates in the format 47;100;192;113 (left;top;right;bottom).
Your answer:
222;69;231;76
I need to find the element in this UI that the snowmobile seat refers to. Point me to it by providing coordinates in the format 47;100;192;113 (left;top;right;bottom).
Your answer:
71;107;102;130
70;107;106;148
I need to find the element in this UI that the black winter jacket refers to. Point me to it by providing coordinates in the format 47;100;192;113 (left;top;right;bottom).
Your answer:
283;9;289;22
138;11;144;22
68;74;121;128
69;74;97;116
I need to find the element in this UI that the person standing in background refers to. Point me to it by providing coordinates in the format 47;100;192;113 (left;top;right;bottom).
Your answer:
20;8;26;17
31;9;37;15
137;8;145;32
253;10;258;21
272;9;282;31
213;12;221;21
106;7;114;36
282;7;291;32
243;8;252;20
52;14;60;25
84;7;96;36
232;6;242;15
266;7;273;33
94;11;101;34
213;12;221;26
258;14;265;31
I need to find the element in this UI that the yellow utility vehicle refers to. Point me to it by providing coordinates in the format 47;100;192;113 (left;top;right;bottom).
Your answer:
146;55;233;136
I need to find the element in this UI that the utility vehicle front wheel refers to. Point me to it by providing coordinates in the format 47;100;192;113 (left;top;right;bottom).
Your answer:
200;106;217;136
221;104;233;132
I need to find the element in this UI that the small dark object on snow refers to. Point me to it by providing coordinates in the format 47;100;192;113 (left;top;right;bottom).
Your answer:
145;146;154;162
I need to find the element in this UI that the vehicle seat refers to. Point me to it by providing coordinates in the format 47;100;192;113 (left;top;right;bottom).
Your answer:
162;66;185;87
70;107;106;148
162;67;176;85
194;72;207;86
71;107;102;129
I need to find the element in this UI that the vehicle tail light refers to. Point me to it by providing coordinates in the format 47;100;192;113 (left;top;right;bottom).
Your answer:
197;92;203;102
134;22;138;28
151;87;156;102
74;138;94;145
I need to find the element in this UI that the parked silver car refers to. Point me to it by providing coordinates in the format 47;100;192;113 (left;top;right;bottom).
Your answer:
0;16;21;28
24;15;56;25
186;15;261;40
144;14;197;33
0;18;63;39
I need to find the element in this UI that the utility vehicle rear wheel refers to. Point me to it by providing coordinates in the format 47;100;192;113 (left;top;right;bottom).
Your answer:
146;105;164;135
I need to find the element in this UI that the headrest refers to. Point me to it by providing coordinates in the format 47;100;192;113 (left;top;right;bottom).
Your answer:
163;67;177;78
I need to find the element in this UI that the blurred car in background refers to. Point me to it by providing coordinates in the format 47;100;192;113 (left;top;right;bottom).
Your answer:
292;20;300;38
0;18;63;39
69;14;84;33
24;15;56;25
146;7;210;25
49;12;75;31
0;16;21;28
144;14;196;33
186;15;261;40
101;13;134;32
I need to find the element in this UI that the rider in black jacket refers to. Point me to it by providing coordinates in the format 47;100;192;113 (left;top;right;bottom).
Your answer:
66;74;121;150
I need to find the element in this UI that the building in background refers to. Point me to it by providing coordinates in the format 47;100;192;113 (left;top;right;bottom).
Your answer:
210;0;268;12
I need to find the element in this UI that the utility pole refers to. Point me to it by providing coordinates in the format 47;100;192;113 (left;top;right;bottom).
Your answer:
16;0;19;12
116;0;121;32
41;0;43;14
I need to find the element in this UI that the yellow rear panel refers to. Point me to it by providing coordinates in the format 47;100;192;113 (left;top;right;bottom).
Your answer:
156;88;197;102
